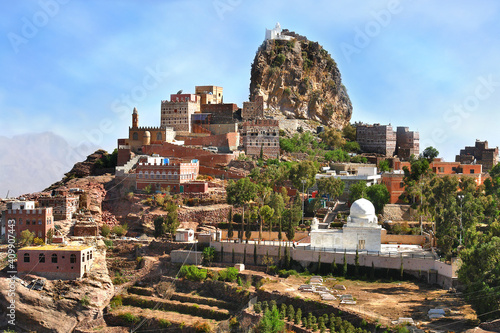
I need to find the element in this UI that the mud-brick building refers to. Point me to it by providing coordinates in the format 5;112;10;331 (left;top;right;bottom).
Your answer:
135;156;207;193
455;140;498;172
3;207;54;242
356;124;419;159
241;95;264;120
38;195;79;221
240;119;280;158
17;245;94;280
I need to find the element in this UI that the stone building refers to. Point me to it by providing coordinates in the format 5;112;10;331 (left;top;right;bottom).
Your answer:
455;140;498;172
356;124;419;159
135;156;207;193
396;127;420;160
310;198;383;252
38;195;79;221
160;94;200;132
240;119;280;158
17;244;94;280
3;206;54;242
195;86;223;105
242;96;264;120
200;103;239;124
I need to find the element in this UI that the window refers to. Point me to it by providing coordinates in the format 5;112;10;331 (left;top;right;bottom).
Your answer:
24;253;30;263
39;253;45;263
52;254;58;263
133;132;139;140
90;251;93;260
38;231;42;238
439;167;444;173
358;239;366;250
87;253;90;261
156;132;162;141
26;221;30;225
82;254;85;262
470;169;475;174
38;220;42;225
138;172;143;179
70;254;76;263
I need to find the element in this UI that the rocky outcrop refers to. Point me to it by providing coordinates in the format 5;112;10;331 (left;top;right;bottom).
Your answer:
250;30;352;129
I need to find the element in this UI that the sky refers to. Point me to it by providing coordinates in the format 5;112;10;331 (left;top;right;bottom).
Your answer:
1;0;500;195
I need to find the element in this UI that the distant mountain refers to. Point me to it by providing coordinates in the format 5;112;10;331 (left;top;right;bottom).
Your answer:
0;132;97;198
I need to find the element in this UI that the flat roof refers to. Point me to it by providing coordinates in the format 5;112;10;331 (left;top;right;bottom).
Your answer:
19;244;93;252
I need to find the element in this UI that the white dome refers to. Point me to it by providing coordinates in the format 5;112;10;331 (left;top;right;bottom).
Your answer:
350;198;376;218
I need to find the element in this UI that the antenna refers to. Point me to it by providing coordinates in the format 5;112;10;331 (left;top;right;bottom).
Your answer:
5;190;9;199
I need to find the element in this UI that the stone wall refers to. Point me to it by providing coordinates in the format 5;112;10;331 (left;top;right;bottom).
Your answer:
178;205;242;225
382;204;417;221
73;224;99;237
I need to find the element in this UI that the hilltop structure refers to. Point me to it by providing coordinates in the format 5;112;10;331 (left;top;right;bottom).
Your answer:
455;140;498;172
356;123;419;159
265;22;293;41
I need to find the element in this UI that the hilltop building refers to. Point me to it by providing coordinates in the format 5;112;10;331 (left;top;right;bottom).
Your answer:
161;94;201;132
3;204;54;242
242;96;264;120
455;140;498;172
38;194;79;221
265;22;293;41
195;86;223;105
240;119;279;158
316;165;380;200
356;124;419;159
17;244;94;280
310;198;382;252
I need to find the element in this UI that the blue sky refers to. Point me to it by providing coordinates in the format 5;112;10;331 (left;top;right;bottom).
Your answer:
1;0;500;193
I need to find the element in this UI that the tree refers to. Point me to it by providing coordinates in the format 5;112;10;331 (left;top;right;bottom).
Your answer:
46;228;54;244
349;181;367;203
422;146;439;162
320;127;345;149
289;160;318;192
101;224;111;237
19;230;35;247
269;192;285;240
226;177;258;242
342;250;347;276
365;184;390;214
378;159;390;172
154;216;165;238
260;205;275;240
257;305;286;333
317;177;345;201
202;247;216;266
354;248;359;276
227;208;234;239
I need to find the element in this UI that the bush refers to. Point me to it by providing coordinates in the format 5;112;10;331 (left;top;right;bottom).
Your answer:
101;224;111;237
80;295;90;307
119;312;140;324
179;265;207;282
278;269;298;278
33;237;45;246
194;321;213;333
158;318;171;328
218;267;239;282
104;239;113;249
110;295;123;309
112;224;128;237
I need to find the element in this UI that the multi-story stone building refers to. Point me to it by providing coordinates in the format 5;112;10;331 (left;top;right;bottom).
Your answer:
242;96;264;120
135;156;207;193
195;86;223;105
161;94;200;132
3;206;54;242
200;103;238;124
17;244;94;280
396;127;420;160
455;140;498;172
38;195;79;221
240;119;280;158
356;124;419;159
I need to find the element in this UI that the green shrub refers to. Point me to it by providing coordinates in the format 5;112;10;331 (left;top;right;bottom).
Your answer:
158;318;171;328
119;312;140;323
112;224;128;237
278;269;298;278
218;267;239;282
179;265;207;281
80;295;90;307
101;224;111;237
109;295;123;309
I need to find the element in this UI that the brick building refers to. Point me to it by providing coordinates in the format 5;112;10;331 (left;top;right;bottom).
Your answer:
200;103;238;124
161;94;200;132
3;207;54;242
242;96;264;120
17;244;94;280
455;140;498;172
356;124;419;159
38;195;79;221
135;156;207;193
195;86;223;105
383;159;484;204
240;119;280;158
396;127;420;160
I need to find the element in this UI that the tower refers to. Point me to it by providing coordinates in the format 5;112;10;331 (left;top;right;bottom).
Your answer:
132;107;139;128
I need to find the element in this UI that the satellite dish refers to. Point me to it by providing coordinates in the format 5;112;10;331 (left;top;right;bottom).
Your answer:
177;90;183;94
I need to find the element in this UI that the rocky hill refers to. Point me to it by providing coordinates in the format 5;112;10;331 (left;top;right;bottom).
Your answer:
250;30;352;129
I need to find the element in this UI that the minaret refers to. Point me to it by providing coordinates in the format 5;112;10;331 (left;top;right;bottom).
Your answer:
132;107;139;128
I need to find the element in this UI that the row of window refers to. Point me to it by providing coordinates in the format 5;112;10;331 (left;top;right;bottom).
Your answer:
14;218;51;225
246;142;278;146
23;251;93;264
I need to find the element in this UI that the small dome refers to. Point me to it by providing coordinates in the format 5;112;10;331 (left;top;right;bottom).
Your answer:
143;131;151;137
350;198;375;218
133;107;138;114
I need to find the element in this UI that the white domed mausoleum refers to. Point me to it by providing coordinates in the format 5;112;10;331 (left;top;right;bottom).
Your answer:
310;198;383;252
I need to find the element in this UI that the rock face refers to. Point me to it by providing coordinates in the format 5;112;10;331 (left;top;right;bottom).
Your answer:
250;30;352;129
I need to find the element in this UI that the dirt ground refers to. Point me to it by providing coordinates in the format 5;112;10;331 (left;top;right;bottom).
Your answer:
258;273;477;331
